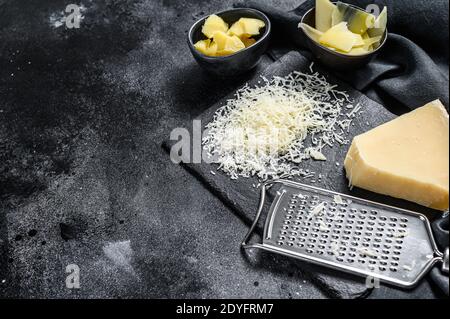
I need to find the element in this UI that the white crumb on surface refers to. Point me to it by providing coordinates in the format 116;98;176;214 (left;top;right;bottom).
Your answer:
319;221;330;232
403;260;416;272
333;194;345;205
392;229;409;238
357;248;378;258
310;149;327;161
308;202;326;220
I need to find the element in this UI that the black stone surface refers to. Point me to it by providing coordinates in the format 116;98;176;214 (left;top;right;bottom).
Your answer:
0;0;444;299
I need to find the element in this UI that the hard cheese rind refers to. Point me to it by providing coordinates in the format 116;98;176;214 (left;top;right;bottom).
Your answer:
344;100;449;211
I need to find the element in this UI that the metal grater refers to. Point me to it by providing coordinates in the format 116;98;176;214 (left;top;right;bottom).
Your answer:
242;179;449;288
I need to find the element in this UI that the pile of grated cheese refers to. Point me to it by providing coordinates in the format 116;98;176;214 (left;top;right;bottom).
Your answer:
203;68;359;181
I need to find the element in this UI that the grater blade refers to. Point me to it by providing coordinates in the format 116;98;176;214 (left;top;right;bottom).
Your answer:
242;179;447;288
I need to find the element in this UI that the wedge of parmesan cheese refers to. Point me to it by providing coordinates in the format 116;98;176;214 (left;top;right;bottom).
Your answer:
344;100;449;210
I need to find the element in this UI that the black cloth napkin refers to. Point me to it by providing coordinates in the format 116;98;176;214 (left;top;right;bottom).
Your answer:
234;0;449;115
235;0;449;296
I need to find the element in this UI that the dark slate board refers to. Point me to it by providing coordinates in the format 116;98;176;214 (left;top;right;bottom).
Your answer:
163;51;438;299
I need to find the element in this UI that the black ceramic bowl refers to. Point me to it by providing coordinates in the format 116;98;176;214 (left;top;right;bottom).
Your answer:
188;8;271;77
301;5;388;70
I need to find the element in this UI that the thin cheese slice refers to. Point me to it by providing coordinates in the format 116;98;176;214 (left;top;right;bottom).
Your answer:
331;2;376;34
346;47;370;56
319;22;357;53
368;6;387;38
344;100;449;210
353;33;364;47
299;23;324;42
316;0;336;32
361;35;382;50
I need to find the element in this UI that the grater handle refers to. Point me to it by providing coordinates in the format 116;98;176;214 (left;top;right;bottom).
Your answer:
241;181;274;250
429;215;449;295
431;214;449;274
441;248;449;274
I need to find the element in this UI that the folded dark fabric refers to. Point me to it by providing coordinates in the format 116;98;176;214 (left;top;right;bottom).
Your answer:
234;0;449;115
